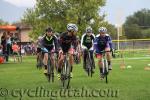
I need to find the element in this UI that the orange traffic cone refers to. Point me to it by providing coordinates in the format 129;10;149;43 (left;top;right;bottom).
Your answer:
120;63;126;69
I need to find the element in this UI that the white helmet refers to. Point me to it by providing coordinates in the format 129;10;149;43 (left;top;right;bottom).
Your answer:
67;23;78;32
98;27;107;33
86;26;92;33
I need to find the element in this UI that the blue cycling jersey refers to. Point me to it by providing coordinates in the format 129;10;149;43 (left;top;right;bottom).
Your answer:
94;34;112;53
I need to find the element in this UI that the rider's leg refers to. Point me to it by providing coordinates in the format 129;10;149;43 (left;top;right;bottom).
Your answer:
43;53;48;73
105;48;112;70
58;53;64;73
36;53;39;62
90;50;95;68
83;49;87;69
57;53;64;79
68;48;75;78
69;54;74;72
36;48;41;62
96;54;103;75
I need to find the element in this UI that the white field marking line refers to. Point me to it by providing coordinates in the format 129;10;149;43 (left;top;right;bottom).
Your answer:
113;57;150;60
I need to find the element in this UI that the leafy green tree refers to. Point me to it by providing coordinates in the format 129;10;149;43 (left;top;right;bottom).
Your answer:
124;8;150;39
23;0;106;38
124;24;141;39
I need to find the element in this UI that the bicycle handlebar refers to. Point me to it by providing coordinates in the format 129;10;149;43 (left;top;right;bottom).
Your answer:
99;50;111;54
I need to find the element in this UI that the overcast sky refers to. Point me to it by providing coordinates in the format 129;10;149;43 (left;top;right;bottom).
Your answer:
0;0;150;25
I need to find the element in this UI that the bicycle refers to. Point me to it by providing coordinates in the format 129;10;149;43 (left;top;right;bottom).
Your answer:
54;51;59;73
36;52;43;69
85;49;94;77
100;51;111;83
73;52;80;64
47;51;56;83
61;53;71;89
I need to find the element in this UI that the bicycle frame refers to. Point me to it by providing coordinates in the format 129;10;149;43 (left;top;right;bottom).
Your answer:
101;51;110;83
86;50;94;77
47;52;54;82
61;53;71;88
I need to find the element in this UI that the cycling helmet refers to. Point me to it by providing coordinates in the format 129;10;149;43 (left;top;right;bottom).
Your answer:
98;27;107;33
74;24;78;32
45;27;53;32
86;26;92;33
67;23;78;32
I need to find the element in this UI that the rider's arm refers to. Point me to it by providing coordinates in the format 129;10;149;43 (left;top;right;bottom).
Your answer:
107;35;113;51
53;35;59;51
93;34;100;53
80;33;87;49
90;34;95;50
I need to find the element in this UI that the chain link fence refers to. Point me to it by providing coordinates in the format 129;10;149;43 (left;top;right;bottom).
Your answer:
112;39;150;58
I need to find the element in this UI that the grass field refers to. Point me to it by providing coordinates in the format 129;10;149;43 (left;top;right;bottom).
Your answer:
0;54;150;100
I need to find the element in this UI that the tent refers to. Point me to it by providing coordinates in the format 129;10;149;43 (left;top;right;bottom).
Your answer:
0;25;17;31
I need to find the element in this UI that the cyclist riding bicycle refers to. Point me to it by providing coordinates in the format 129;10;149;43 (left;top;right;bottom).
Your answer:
57;23;78;79
94;27;113;79
81;26;95;72
41;27;58;76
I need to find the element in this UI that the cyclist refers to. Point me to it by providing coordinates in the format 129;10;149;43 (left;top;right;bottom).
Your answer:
57;23;78;79
41;27;58;76
12;42;20;62
81;26;95;72
94;27;113;79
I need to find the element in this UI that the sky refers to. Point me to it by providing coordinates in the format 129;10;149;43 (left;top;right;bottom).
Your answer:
0;0;150;25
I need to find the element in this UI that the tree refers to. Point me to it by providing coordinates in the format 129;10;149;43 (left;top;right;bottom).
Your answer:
23;0;112;39
124;24;141;39
124;8;150;39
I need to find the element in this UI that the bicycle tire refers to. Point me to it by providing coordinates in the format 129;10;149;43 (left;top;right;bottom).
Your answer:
104;59;108;83
61;56;71;89
86;52;93;77
47;58;51;82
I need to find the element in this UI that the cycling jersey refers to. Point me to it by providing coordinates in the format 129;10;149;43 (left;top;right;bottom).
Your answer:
59;32;77;53
94;34;112;53
81;33;95;50
41;35;58;52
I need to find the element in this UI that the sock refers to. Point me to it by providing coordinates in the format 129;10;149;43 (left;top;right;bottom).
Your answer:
100;68;103;74
108;61;111;66
44;65;47;69
58;68;61;73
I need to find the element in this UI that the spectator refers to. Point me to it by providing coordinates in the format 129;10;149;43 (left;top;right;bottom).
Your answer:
6;32;12;61
0;45;3;55
12;42;20;62
1;32;7;61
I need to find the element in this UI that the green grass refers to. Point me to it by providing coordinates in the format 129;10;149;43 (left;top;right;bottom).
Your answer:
0;55;150;100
